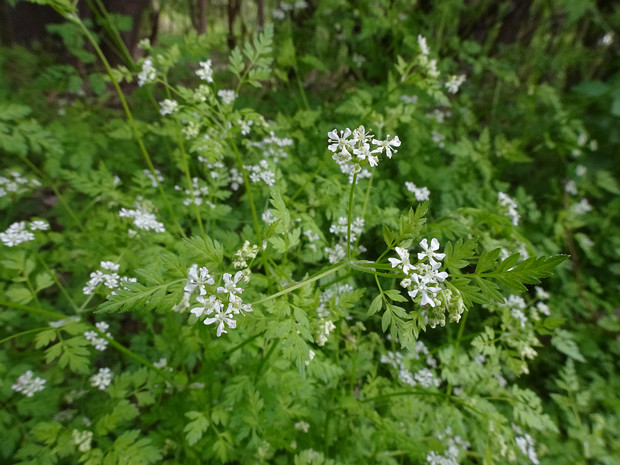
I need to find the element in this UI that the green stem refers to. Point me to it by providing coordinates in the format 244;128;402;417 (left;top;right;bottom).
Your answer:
347;173;358;259
0;327;49;345
251;262;347;306
35;253;79;314
445;309;469;399
74;18;185;238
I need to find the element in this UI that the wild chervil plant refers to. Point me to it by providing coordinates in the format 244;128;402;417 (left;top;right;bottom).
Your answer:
2;0;619;464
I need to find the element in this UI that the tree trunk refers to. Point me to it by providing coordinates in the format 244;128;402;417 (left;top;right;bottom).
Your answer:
197;0;208;35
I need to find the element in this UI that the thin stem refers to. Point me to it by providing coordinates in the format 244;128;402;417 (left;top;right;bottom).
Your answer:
347;173;358;260
445;309;469;399
35;253;80;314
74;18;185;238
251;262;347;306
0;327;49;345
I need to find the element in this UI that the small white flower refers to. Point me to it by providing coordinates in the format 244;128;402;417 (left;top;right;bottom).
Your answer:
90;367;113;390
217;272;244;297
204;306;236;336
445;74;466;94
217;89;236;105
159;99;178;116
138;58;156;87
1;221;35;247
12;370;46;397
417;238;446;266
29;220;49;231
294;421;310;433
417;34;430;55
371;135;401;159
185;264;215;296
196;59;214;82
72;430;93;452
190;294;222;318
327;128;353;153
388;247;415;275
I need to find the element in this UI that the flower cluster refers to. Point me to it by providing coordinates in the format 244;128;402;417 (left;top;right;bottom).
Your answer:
0;219;48;247
246;131;293;163
174;177;215;208
272;0;308;20
72;429;94;452
381;342;440;387
183;264;253;337
84;321;113;351
426;427;471;465
328;125;401;174
233;240;259;269
196;59;213;82
325;216;366;263
90;367;113;390
159;98;178;116
11;370;46;397
137;57;156;87
417;34;440;78
498;192;520;226
0;170;41;199
82;261;137;296
445;74;466;94
389;239;464;327
217;89;236;106
316;319;336;346
405;182;430;202
244;160;276;186
119;201;166;233
513;425;540;465
143;168;164;188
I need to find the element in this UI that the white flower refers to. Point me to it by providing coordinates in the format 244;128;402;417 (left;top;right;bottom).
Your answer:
217;272;244;297
405;182;430;202
217;89;236;105
12;370;46;397
417;238;446;266
90;367;113;390
327;128;353;153
196;59;214;82
294;421;310;433
119;204;165;233
498;192;520;226
190;294;222;318
407;273;439;307
159;99;178;116
138;58;156;87
572;198;592;215
1;221;35;247
29;220;49;231
445;74;466;94
99;261;119;272
72;430;93;452
371;135;401;159
204;305;237;337
388;247;415;275
417;34;430;55
185;264;215;295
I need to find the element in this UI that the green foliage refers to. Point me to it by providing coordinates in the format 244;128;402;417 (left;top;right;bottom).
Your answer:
2;1;620;464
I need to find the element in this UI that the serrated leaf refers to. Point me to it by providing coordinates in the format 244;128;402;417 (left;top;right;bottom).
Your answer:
384;289;408;303
184;411;209;446
475;248;502;274
367;294;383;316
182;235;224;269
381;308;392;333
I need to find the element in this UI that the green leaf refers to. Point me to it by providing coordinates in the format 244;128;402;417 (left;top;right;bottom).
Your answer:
182;235;224;269
551;329;585;362
381;307;392;333
444;238;476;270
475;248;502;274
384;289;408;303
34;272;55;292
184;411;210;446
367;294;383;316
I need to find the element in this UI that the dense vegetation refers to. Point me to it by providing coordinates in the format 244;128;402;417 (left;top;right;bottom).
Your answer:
1;0;619;463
